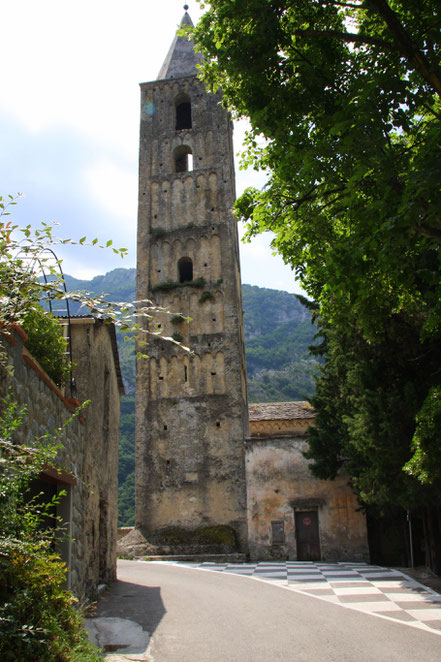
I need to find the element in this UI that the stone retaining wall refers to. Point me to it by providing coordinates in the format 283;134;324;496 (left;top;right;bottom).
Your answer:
1;321;121;599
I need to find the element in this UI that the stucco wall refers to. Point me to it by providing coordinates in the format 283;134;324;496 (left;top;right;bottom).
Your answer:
246;435;369;562
0;321;120;599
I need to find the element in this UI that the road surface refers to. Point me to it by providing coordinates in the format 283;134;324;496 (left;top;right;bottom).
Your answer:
91;560;441;661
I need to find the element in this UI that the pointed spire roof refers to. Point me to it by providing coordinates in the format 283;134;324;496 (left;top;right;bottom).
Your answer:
157;8;202;80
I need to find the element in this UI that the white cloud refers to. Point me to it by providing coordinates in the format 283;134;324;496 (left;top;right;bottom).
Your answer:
240;236;272;260
85;160;138;223
0;0;302;293
0;1;205;156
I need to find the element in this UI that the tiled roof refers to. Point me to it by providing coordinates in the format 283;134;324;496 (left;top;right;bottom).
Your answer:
249;401;315;422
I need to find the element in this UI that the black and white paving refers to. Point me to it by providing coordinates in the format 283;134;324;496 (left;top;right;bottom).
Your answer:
163;561;441;635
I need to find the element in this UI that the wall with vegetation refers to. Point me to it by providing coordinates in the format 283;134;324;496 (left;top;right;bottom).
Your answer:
1;322;120;599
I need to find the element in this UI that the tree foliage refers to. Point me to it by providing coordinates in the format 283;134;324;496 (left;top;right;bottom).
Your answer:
306;311;441;510
20;306;72;386
193;0;441;329
0;195;169;354
192;1;441;499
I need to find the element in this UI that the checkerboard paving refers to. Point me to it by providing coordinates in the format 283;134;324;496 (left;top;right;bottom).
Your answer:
168;561;441;635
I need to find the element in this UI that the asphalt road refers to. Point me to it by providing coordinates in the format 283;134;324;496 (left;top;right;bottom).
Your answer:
95;560;441;662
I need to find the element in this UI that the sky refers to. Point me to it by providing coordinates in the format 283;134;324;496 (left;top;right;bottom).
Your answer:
0;0;303;294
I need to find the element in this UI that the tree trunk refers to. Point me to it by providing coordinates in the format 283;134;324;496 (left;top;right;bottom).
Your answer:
423;505;441;575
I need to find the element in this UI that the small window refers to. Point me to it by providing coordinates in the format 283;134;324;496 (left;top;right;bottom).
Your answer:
175;94;192;130
174;145;193;173
271;520;285;545
178;256;193;283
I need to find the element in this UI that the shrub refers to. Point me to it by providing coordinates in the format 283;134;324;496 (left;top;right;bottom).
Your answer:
21;305;72;386
199;291;215;303
171;314;186;325
0;395;102;661
151;277;206;292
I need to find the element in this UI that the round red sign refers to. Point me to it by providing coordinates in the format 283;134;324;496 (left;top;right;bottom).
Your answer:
303;517;312;527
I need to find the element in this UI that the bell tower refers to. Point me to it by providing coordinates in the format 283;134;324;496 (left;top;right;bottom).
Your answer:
135;8;248;550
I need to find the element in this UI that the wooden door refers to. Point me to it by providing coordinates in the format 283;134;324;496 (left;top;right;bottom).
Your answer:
295;510;321;561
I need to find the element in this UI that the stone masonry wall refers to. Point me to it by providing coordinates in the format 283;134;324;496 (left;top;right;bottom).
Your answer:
69;319;120;591
246;434;369;562
135;71;249;550
0;322;120;599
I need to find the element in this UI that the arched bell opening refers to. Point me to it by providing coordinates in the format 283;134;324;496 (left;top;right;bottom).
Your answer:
173;145;193;173
178;256;193;283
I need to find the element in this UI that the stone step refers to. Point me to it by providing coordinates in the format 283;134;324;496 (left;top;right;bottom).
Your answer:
140;553;247;563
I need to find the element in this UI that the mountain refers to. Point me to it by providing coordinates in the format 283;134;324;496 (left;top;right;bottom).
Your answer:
62;270;318;401
242;285;317;402
63;268;317;525
64;268;137;304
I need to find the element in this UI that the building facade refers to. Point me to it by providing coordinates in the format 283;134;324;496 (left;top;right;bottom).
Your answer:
1;318;124;598
247;403;369;562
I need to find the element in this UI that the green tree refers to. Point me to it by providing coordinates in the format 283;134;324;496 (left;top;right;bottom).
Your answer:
192;1;441;333
192;1;441;567
306;312;441;508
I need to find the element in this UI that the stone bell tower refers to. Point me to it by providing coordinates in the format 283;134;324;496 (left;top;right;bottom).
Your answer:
135;8;249;550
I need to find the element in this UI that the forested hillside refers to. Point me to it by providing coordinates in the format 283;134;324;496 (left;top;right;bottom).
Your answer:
243;285;316;402
64;268;317;525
